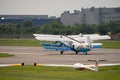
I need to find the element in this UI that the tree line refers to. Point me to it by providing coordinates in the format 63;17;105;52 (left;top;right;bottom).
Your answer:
0;19;120;38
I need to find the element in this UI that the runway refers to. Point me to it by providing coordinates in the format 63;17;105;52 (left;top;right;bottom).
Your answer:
0;46;120;65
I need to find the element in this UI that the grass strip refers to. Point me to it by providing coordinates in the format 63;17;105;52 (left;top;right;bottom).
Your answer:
0;53;15;57
0;65;120;80
96;40;120;49
0;39;120;49
0;39;40;46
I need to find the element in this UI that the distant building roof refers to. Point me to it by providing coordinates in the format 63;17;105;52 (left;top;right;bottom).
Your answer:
0;15;49;19
0;15;60;25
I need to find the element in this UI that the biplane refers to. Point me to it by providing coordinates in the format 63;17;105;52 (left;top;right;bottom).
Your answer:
33;33;111;55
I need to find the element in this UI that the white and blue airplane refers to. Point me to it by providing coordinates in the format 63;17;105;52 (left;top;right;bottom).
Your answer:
33;33;111;55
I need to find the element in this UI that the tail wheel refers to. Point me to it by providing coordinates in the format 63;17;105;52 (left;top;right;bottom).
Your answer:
60;51;63;55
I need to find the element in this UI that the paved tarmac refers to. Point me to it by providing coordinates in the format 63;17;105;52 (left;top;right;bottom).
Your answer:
0;46;120;65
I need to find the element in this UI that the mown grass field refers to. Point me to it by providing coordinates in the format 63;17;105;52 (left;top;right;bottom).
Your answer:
96;40;120;49
0;39;120;49
0;39;40;46
0;66;120;80
0;53;15;57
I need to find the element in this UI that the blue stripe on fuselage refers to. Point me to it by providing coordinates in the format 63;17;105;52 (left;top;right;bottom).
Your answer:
41;42;91;53
66;45;91;53
42;43;61;47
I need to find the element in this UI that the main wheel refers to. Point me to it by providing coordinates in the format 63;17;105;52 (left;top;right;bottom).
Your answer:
76;51;78;54
85;52;87;55
60;51;63;55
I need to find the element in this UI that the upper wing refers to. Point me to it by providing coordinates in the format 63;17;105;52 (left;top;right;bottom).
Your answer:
68;33;100;38
33;34;60;38
33;34;71;41
33;33;111;42
68;33;111;41
84;35;111;41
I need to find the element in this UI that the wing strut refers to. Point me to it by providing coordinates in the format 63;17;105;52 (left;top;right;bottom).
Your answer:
64;36;82;44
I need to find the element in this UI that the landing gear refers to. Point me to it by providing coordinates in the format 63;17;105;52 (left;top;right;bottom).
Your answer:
76;51;78;54
83;52;88;55
85;52;88;55
60;51;64;55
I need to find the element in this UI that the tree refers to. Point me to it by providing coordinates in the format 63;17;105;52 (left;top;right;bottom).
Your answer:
23;19;32;27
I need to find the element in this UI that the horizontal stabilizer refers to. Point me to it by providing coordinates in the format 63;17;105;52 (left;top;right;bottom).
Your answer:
91;43;102;48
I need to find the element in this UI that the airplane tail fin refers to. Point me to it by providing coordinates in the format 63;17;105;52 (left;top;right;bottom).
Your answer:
88;60;107;71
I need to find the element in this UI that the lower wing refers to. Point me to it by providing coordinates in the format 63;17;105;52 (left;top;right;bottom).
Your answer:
42;43;71;51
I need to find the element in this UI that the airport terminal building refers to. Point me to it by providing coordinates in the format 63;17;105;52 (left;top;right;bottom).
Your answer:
61;7;120;26
0;15;60;25
0;7;120;26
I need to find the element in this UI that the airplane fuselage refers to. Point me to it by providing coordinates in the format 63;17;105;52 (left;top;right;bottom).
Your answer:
61;41;91;53
42;41;91;54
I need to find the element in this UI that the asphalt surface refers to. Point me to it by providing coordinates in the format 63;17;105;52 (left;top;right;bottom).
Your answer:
0;46;120;65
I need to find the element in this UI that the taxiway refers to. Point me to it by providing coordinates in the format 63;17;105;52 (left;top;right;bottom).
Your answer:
0;46;120;65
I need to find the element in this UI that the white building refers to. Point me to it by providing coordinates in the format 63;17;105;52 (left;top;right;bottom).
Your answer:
61;7;120;26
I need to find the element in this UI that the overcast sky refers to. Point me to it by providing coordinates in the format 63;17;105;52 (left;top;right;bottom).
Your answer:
0;0;120;17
